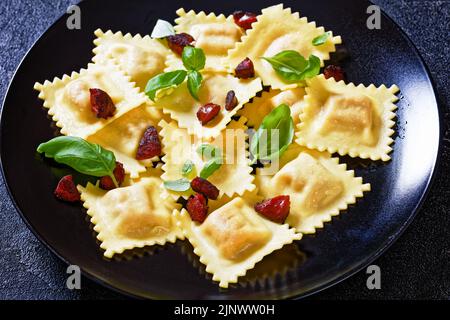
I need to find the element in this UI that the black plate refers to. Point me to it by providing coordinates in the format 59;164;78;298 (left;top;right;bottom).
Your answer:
0;0;441;299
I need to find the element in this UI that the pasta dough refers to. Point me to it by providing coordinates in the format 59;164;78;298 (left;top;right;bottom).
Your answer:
34;62;146;138
86;104;163;178
296;75;399;161
225;4;342;90
78;169;183;258
154;70;262;139
175;195;301;288
255;145;370;233
239;87;306;128
160;117;255;199
173;8;243;71
92;29;170;91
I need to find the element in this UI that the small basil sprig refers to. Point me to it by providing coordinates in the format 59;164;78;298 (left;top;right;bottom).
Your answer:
196;144;223;179
261;50;321;82
151;19;175;38
250;104;294;162
37;136;119;187
145;46;206;101
163;178;191;192
312;32;331;46
145;70;187;101
181;160;195;177
200;158;222;179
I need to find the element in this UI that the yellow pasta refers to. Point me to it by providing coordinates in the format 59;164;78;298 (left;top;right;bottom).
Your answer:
239;87;306;128
296;75;399;161
86;104;163;178
34;62;146;138
255;144;370;233
173;8;243;71
154;70;262;139
225;4;342;90
92;29;170;91
174;194;301;288
160;117;255;199
78;168;183;258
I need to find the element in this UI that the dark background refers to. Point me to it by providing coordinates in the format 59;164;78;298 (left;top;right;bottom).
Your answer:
0;0;448;300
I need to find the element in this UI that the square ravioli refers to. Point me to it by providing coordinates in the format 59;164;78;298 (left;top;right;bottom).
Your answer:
255;145;370;233
225;4;341;90
160;117;255;199
92;29;170;91
34;62;147;138
174;196;301;288
239;87;306;128
86;104;163;178
78;170;183;258
296;75;399;161
170;8;243;71
154;70;262;139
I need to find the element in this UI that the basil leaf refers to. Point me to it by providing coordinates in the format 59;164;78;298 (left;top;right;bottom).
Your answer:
182;46;206;71
250;104;294;162
196;144;221;159
145;70;187;101
181;160;195;177
187;70;203;100
37;136;116;178
261;50;320;82
151;19;175;39
199;157;222;179
312;32;331;46
163;178;191;192
301;55;321;79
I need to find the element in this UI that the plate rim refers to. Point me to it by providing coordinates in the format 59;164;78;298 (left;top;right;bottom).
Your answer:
0;0;443;300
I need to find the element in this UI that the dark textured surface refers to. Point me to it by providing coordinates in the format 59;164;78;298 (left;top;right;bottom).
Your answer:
0;0;448;300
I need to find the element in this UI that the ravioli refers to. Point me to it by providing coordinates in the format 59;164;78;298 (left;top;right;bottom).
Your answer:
160;117;255;199
154;70;262;139
225;4;342;90
255;145;370;233
239;87;306;128
296;75;399;161
34;62;146;138
86;104;163;178
175;195;301;288
92;29;170;91
78;169;183;258
172;8;243;71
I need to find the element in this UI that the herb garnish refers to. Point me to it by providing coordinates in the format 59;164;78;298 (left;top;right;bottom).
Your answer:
37;136;119;187
145;46;206;101
261;50;320;82
312;32;331;46
250;104;294;162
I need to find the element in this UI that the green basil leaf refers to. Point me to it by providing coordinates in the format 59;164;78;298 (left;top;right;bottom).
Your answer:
163;178;191;192
301;55;321;79
37;136;116;178
181;160;195;177
187;70;203;100
150;19;175;39
312;32;331;46
250;104;294;162
182;46;206;71
145;70;187;101
199;157;222;179
196;144;221;159
261;50;320;82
